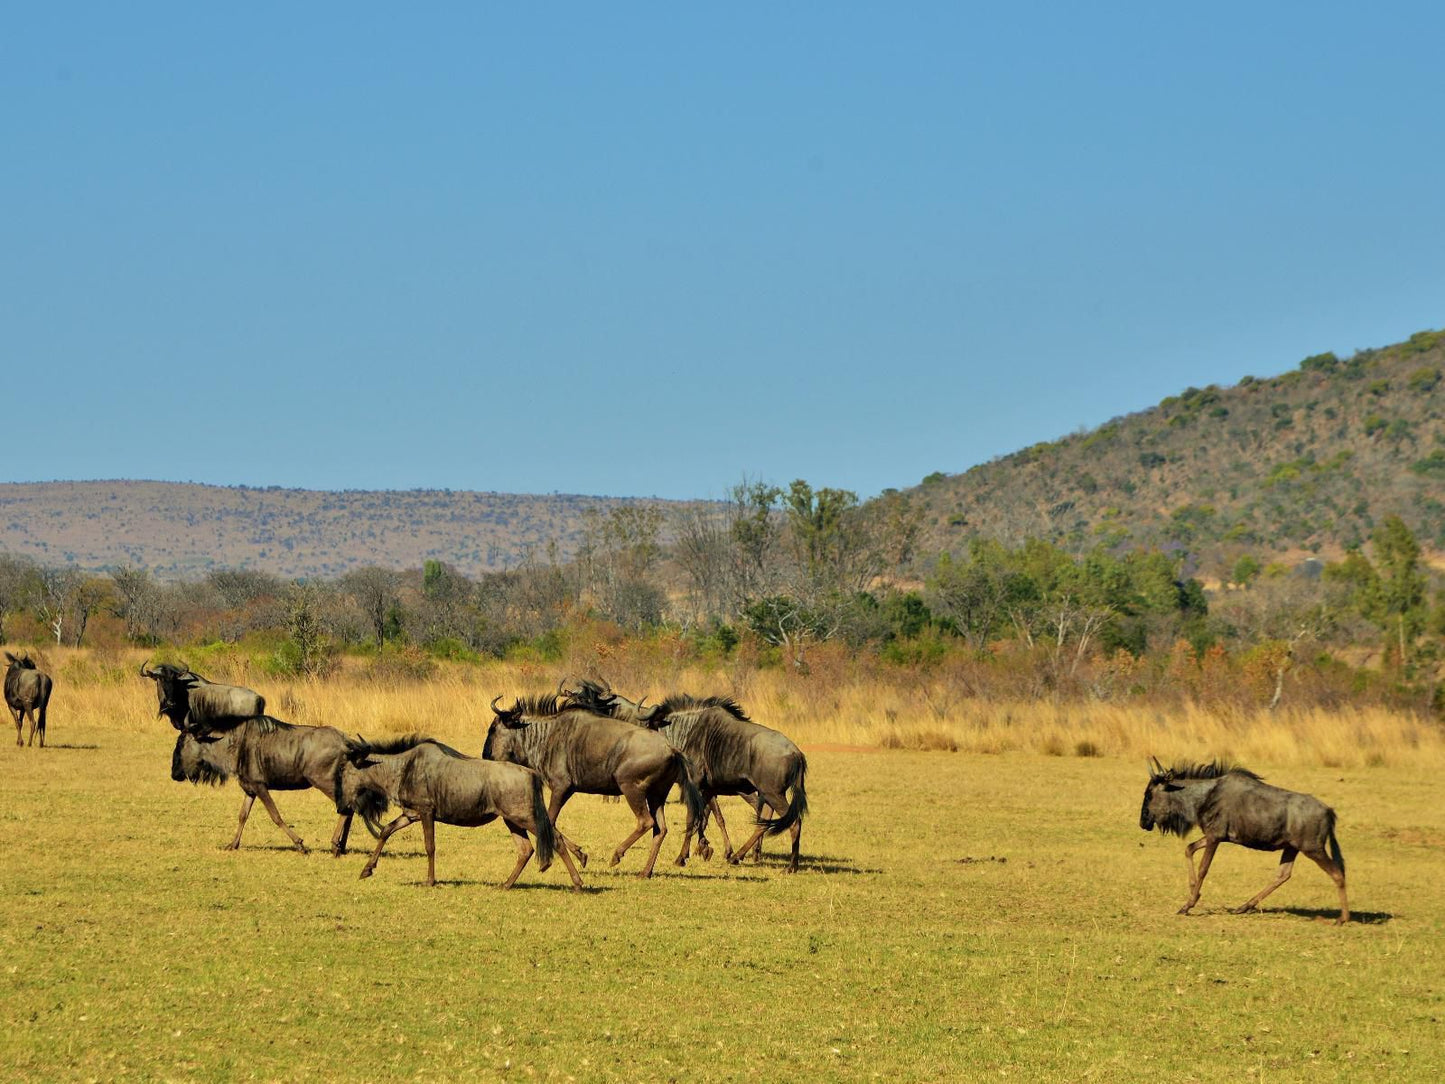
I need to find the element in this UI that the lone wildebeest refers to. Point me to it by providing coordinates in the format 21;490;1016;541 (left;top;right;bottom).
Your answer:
1140;758;1349;924
171;716;373;855
140;661;265;732
336;735;584;890
572;683;808;872
483;694;708;878
5;652;53;748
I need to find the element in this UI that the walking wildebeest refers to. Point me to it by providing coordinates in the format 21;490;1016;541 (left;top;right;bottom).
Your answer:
5;652;53;748
140;661;265;732
171;716;373;855
336;735;584;890
1140;758;1349;924
482;694;707;878
571;683;808;872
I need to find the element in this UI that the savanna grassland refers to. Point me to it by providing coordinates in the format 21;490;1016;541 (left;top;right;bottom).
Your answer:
3;652;1444;1081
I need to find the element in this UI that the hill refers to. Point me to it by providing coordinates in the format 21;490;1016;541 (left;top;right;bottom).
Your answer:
0;480;699;580
902;328;1445;576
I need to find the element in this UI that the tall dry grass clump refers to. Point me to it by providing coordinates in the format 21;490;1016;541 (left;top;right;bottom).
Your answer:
24;644;1445;770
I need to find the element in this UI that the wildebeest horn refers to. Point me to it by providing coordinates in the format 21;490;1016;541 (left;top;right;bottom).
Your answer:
591;674;612;696
139;660;157;679
490;696;504;715
1148;756;1165;778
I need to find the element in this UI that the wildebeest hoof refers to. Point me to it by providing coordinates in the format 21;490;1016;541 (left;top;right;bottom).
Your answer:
359;866;374;879
609;853;624;867
673;855;687;867
1229;904;1257;915
538;857;553;873
1176;905;1194;915
697;845;713;861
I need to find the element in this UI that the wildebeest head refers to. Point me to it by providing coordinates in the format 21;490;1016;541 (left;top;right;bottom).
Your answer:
483;697;531;762
5;651;37;672
1140;756;1191;835
140;661;197;728
171;729;229;786
563;677;666;726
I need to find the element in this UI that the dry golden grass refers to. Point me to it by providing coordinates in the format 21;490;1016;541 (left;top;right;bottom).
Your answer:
21;644;1445;771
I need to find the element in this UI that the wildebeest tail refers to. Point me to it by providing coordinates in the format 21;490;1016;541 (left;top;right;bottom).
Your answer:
758;756;809;836
350;783;390;828
1326;807;1345;875
529;772;556;869
674;752;708;832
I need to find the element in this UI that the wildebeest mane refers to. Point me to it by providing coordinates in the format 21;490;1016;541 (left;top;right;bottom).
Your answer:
658;693;750;721
510;692;570;718
344;733;465;764
1159;759;1261;782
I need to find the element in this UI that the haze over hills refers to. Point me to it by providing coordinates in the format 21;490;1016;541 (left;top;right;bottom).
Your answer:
3;328;1441;583
0;481;699;580
901;328;1445;575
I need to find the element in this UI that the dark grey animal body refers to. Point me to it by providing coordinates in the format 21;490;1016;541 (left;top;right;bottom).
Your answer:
1140;758;1348;923
483;694;707;878
567;682;808;872
140;661;265;731
5;652;52;748
337;735;583;890
171;716;367;855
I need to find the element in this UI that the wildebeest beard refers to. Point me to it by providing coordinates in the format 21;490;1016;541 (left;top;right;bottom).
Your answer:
172;731;229;786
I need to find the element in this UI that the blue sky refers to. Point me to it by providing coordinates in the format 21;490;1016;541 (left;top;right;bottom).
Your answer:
4;4;1442;500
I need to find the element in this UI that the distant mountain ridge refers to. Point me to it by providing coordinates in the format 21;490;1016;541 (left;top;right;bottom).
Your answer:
902;327;1445;572
0;480;699;580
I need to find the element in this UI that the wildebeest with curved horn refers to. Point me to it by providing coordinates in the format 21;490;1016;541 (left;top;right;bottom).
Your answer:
570;682;808;872
139;660;265;732
482;693;708;878
1140;758;1349;924
336;734;584;890
5;652;53;748
171;716;375;855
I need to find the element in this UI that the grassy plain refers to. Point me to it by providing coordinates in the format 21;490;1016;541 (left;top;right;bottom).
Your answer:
2;651;1443;1081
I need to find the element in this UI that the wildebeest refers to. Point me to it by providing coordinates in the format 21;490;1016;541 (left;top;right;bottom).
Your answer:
336;734;584;890
140;661;265;732
5;652;53;748
483;694;708;878
571;682;808;872
171;716;372;855
1140;758;1349;924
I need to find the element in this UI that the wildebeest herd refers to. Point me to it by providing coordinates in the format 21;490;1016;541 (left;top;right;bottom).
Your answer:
9;654;1352;921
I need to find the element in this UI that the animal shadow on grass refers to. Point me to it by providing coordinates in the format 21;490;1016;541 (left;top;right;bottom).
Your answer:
401;878;610;894
42;743;100;751
743;853;881;875
1271;906;1393;925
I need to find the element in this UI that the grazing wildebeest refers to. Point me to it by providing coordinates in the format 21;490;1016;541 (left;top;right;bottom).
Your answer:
566;681;808;871
171;716;372;855
482;694;708;878
1140;758;1349;924
336;735;584;890
139;661;265;732
5;652;53;748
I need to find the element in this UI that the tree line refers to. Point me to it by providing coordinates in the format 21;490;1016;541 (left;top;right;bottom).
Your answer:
1;478;1440;711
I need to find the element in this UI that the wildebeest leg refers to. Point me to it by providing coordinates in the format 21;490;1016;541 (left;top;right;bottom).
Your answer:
499;818;534;889
609;784;659;873
675;790;718;867
331;811;354;857
546;786;588;868
11;705;21;746
638;792;669;878
253;786;308;854
1304;849;1349;924
727;787;788;868
787;813;802;873
551;832;585;891
1178;838;1217;914
746;794;767;861
1231;846;1297;914
359;812;419;879
422;813;437;886
698;797;734;862
226;793;257;850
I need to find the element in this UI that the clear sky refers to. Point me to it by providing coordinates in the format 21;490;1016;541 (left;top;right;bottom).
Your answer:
4;4;1442;500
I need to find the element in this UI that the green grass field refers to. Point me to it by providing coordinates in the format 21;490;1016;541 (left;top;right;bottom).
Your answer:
3;720;1442;1081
